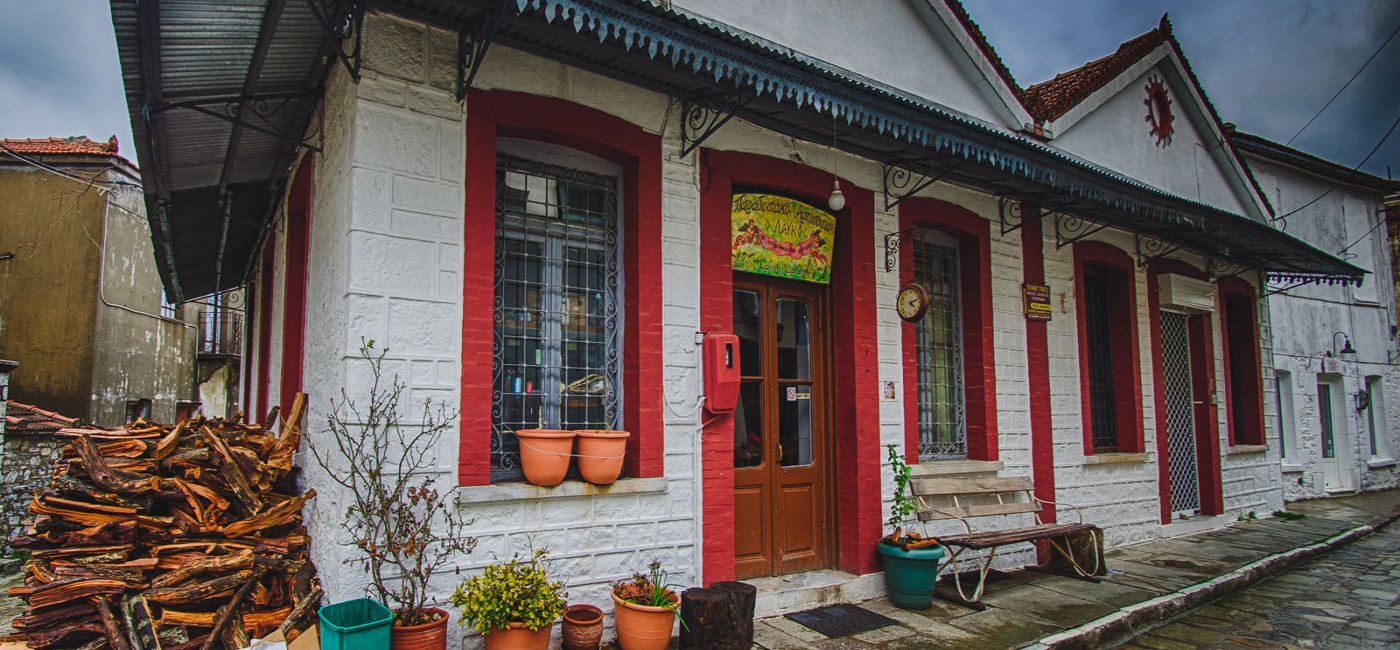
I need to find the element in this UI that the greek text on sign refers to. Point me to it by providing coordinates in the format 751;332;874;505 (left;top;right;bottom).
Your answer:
731;194;836;284
1024;283;1052;321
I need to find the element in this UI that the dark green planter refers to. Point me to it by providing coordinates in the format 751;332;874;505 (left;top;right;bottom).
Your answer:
876;541;946;609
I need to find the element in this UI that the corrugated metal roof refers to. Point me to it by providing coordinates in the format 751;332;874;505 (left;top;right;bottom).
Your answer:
113;0;1364;299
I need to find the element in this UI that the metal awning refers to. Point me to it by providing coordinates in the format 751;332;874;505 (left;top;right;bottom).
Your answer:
113;0;1364;301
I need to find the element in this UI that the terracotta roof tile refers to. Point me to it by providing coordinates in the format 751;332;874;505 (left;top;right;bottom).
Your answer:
1023;23;1169;123
940;0;1026;105
5;400;81;434
0;136;121;157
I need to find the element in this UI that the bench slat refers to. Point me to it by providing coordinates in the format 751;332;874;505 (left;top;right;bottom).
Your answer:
917;500;1040;521
910;476;1035;496
939;523;1094;549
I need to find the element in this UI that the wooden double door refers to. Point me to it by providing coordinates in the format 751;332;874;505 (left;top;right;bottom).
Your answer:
732;275;832;579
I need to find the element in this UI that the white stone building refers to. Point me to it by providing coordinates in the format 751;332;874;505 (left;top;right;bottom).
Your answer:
110;1;1373;646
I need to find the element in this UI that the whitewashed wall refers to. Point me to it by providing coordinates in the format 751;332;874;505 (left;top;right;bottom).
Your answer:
1245;155;1400;500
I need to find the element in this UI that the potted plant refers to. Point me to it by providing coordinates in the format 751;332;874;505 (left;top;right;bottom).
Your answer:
515;428;576;486
573;426;629;485
876;444;945;610
561;603;604;650
451;548;568;650
611;561;689;650
310;340;477;650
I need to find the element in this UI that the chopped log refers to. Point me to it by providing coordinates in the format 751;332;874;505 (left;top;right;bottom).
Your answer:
199;566;267;650
150;551;254;589
142;571;253;606
221;491;313;537
152;422;186;460
679;588;732;650
27;578;127;608
165;635;210;650
94;597;134;650
25;622;106;649
16;601;97;629
124;595;162;650
71;436;160;494
75;637;112;650
40;495;140;515
201;427;264;515
267;393;306;473
218;609;249;650
710;581;757;649
31;545;135;560
52;476;156;510
50;563;145;585
275;585;322;637
28;520;139;547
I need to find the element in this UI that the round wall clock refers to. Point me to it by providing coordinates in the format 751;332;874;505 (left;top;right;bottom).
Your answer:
1144;75;1174;146
896;282;930;322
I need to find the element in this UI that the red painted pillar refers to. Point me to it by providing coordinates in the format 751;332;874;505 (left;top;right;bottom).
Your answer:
1022;209;1056;522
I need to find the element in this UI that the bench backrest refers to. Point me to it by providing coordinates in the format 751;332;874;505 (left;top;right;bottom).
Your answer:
910;476;1039;521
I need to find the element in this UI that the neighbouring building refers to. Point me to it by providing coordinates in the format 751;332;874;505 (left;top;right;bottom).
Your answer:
111;1;1368;645
0;400;78;551
1230;132;1400;497
0;137;243;425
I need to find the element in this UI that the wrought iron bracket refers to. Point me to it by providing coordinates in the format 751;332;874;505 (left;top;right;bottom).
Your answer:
1054;213;1118;249
151;93;323;153
883;225;941;273
306;0;363;82
1135;232;1209;267
679;91;755;157
998;197;1072;236
457;0;513;101
882;159;964;212
1207;257;1264;282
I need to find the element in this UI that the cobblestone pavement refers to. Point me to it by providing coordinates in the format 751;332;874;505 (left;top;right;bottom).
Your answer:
1113;520;1400;650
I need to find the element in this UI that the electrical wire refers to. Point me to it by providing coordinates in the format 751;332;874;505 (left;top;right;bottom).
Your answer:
1287;20;1400;146
1337;209;1390;256
0;143;144;189
1271;109;1400;223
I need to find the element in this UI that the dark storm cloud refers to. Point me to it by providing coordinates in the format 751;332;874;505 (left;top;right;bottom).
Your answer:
962;0;1400;182
0;0;134;150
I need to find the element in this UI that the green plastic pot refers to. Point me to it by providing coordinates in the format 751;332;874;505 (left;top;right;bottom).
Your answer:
876;541;946;609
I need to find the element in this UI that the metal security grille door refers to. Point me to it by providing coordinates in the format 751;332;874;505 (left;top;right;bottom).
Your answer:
1161;311;1200;514
913;238;965;458
492;155;621;481
1084;271;1118;450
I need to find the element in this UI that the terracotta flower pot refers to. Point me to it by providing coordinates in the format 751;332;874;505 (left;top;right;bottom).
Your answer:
561;604;604;650
481;622;551;650
516;429;575;486
611;591;677;650
391;608;449;650
574;430;630;485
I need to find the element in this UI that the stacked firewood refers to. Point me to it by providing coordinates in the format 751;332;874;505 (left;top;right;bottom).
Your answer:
6;395;322;650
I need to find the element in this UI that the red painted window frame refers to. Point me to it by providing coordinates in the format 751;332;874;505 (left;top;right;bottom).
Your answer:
279;157;314;417
1073;241;1144;454
697;149;881;583
458;90;664;486
1218;277;1265;446
897;197;997;463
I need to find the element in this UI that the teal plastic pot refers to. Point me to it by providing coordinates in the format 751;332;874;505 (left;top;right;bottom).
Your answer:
876;541;946;609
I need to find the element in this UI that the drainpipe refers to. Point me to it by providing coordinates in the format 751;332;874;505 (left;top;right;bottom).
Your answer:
96;190;196;330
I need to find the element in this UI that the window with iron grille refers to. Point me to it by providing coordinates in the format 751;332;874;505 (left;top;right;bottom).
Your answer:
913;234;965;458
491;154;621;482
1083;268;1118;450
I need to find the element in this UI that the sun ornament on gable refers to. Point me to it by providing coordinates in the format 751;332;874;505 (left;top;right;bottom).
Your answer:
1144;75;1174;146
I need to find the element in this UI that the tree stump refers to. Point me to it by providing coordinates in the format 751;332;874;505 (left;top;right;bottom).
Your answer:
679;587;731;650
710;581;756;648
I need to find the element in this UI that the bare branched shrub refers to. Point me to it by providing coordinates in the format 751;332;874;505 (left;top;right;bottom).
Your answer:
310;340;475;626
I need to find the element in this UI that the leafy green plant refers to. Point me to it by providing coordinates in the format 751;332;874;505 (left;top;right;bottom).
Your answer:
612;560;690;630
885;444;919;538
451;548;567;634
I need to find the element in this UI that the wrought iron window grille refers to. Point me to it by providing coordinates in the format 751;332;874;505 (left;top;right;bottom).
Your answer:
1082;269;1118;451
491;155;622;482
912;234;966;459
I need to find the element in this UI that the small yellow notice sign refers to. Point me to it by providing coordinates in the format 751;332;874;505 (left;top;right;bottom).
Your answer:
1024;283;1052;321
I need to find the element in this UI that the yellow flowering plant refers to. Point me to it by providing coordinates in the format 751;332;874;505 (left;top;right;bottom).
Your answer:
450;548;567;635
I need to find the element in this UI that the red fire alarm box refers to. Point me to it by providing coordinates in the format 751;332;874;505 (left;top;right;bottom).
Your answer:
703;333;741;414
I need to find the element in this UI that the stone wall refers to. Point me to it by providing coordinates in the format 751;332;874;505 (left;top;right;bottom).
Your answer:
0;431;63;553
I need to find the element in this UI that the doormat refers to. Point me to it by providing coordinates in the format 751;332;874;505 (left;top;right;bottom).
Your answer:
783;603;899;638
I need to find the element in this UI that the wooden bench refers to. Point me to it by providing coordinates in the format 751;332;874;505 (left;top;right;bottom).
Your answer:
911;475;1104;607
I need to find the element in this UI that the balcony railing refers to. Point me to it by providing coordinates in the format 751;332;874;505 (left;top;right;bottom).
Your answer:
198;310;243;357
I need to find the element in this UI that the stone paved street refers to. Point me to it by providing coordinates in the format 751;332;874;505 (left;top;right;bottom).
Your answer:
1112;519;1400;650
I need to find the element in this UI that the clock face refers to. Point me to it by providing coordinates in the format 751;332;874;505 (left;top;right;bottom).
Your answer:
897;283;929;322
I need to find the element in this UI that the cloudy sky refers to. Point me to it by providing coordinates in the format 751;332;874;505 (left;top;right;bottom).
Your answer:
1;0;1396;183
962;0;1400;180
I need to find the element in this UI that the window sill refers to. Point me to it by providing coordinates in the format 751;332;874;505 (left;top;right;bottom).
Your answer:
1367;458;1397;469
1281;463;1305;473
1226;445;1269;455
1083;452;1148;465
455;476;668;505
909;459;1003;476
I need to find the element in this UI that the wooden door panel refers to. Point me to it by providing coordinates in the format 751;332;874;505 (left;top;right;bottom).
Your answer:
733;482;770;578
778;482;819;563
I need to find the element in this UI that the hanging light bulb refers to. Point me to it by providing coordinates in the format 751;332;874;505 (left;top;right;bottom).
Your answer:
828;178;845;212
